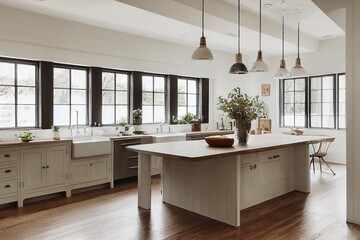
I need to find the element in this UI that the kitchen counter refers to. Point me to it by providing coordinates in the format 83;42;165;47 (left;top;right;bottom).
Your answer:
128;133;334;227
0;138;71;147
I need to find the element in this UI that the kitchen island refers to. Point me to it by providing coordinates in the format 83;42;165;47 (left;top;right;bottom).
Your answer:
127;134;333;227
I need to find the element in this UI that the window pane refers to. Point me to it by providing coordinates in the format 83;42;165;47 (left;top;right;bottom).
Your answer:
295;116;305;127
71;105;86;125
102;91;114;105
322;116;334;128
116;106;128;122
339;103;346;115
295;92;305;103
284;80;294;91
18;64;35;86
188;94;197;106
311;78;321;90
284;116;294;127
142;76;153;91
0;63;15;85
102;105;115;125
102;72;115;90
54;89;70;104
178;93;186;106
0;86;15;104
154;77;165;92
284;104;294;115
142;106;153;123
71;69;86;89
17;105;36;127
311;103;321;115
142;92;153;105
178;107;187;118
0;105;15;127
339;116;346;129
116;74;128;90
71;90;86;104
323;90;334;102
188;107;197;115
54;68;69;88
339;75;346;89
18;87;35;104
178;79;187;93
116;91;128;105
54;105;70;126
339;89;346;102
295;79;305;91
188;80;197;94
154;93;165;105
295;104;305;115
323;76;334;89
311;90;321;103
311;116;321;128
323;103;334;115
284;92;294;103
154;106;165;123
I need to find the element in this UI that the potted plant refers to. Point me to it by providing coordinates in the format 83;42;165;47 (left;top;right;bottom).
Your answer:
172;113;202;131
133;108;142;125
217;87;265;143
18;131;34;143
52;126;60;140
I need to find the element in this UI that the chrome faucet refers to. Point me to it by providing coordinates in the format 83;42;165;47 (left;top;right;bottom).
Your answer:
160;123;164;133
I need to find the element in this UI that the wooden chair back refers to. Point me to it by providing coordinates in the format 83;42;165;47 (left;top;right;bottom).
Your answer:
310;138;335;156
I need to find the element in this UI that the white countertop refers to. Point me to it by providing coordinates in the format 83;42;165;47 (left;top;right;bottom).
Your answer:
127;134;333;160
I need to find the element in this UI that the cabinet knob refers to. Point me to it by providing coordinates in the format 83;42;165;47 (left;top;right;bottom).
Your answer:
250;165;254;170
42;166;46;169
5;169;11;173
254;164;257;169
90;163;93;166
273;155;280;159
4;154;10;158
46;165;49;169
4;185;10;188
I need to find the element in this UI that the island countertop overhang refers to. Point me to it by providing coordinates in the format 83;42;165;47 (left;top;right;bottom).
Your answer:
127;134;332;161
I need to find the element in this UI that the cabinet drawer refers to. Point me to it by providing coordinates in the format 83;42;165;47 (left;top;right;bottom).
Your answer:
0;166;18;180
0;149;19;163
0;179;18;196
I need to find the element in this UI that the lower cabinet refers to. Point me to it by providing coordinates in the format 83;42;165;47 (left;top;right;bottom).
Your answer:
70;155;111;191
0;147;20;206
20;143;70;207
240;147;294;210
151;156;162;175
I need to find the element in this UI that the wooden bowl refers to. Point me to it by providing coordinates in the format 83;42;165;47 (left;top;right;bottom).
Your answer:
205;136;234;148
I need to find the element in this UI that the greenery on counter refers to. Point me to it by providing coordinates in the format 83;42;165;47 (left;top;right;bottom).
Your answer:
172;113;201;124
18;131;34;141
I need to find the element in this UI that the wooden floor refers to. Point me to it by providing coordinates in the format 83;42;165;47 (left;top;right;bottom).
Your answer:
1;164;360;240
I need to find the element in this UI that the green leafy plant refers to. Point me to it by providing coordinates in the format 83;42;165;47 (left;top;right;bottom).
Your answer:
52;126;59;132
117;118;127;127
217;87;265;130
172;113;201;124
133;108;142;119
18;131;34;141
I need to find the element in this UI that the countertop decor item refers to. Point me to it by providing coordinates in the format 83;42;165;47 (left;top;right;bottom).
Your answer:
218;87;265;143
133;108;142;125
18;131;34;143
205;135;234;147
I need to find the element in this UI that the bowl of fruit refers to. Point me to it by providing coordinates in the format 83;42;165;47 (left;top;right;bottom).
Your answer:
205;135;234;148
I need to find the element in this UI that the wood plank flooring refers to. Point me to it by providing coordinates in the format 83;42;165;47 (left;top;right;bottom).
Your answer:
1;164;360;239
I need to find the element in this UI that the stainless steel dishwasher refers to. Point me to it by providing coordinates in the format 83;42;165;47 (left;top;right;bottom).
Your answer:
114;138;141;180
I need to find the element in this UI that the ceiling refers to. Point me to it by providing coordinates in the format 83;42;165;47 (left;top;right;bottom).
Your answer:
0;0;345;56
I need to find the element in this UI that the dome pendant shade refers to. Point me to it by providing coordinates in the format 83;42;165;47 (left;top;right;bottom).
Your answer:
229;53;248;74
275;59;289;77
192;36;214;60
251;50;268;72
290;57;307;76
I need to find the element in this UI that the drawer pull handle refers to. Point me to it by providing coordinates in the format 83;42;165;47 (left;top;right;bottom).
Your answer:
4;154;10;158
268;156;273;159
5;169;11;173
128;166;138;170
4;185;10;188
273;155;280;159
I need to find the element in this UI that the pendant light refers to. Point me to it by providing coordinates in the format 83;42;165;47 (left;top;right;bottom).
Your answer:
290;22;307;76
229;0;248;74
275;12;289;78
251;0;268;72
192;0;213;60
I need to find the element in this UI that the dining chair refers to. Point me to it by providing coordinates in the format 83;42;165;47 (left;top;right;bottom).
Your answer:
309;138;336;175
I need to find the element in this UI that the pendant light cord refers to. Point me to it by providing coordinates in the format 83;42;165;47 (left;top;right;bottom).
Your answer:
202;0;205;37
259;0;262;51
238;0;240;54
297;22;300;58
281;14;285;61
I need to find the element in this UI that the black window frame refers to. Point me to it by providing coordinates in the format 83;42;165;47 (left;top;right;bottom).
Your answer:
101;69;131;125
177;77;200;118
53;64;89;127
0;57;39;129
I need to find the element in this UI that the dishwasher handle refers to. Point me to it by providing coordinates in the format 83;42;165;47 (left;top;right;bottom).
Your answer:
117;142;141;147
